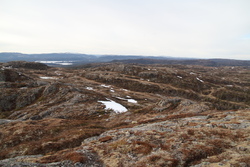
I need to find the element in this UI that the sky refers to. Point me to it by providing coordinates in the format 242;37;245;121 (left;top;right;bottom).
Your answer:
0;0;250;60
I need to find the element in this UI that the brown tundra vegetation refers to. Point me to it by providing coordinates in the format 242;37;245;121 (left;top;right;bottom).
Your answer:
0;61;249;167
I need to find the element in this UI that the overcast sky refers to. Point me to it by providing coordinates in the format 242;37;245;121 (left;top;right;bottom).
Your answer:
1;0;250;59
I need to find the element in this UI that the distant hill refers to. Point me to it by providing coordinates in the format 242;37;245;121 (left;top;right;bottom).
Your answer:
0;52;249;67
0;52;192;66
111;58;250;67
0;52;96;64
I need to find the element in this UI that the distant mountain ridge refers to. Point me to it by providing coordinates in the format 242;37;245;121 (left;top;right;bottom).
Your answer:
0;52;249;67
111;58;250;67
0;52;96;62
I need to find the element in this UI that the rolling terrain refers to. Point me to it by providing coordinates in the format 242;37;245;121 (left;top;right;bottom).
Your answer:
0;61;249;166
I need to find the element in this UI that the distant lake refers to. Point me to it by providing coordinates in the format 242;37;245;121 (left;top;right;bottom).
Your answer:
35;61;74;65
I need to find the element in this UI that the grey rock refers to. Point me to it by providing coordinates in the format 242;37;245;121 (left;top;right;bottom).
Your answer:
0;119;15;125
223;115;236;121
36;81;48;86
157;98;181;107
43;83;59;96
30;115;42;120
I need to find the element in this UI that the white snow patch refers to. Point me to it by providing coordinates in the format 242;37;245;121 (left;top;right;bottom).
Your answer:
116;97;126;100
86;87;94;90
1;66;12;70
58;62;73;65
40;76;57;79
190;72;196;75
121;89;129;92
98;99;128;113
101;84;111;88
127;99;137;103
110;89;115;92
36;61;74;65
126;96;131;98
196;77;204;83
177;76;182;79
116;97;138;104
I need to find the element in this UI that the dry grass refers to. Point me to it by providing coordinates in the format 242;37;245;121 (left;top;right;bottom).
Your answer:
63;152;87;163
133;152;178;167
132;141;156;155
99;136;113;142
232;155;250;166
180;141;230;166
40;150;87;163
106;139;128;152
0;118;105;160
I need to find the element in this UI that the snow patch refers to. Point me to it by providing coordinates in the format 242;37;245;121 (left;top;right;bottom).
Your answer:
101;84;111;88
116;97;125;100
127;99;137;103
86;87;94;90
40;76;57;79
98;99;128;113
116;97;138;104
36;61;74;65
196;77;204;83
190;72;196;75
177;76;182;79
121;89;129;92
1;66;12;70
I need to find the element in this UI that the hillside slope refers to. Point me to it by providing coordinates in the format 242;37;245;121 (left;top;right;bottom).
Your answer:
0;62;249;166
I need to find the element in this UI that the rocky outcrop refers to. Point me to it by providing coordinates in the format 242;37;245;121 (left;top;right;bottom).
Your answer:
0;87;44;112
0;69;30;82
0;109;249;166
4;61;49;70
